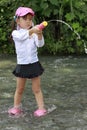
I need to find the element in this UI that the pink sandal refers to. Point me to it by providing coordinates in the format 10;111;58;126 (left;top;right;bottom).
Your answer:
34;109;47;117
8;107;23;116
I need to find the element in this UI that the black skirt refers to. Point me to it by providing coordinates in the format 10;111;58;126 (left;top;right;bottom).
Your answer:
13;61;44;79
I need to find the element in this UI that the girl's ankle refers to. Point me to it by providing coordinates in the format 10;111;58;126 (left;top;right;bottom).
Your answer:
14;103;22;109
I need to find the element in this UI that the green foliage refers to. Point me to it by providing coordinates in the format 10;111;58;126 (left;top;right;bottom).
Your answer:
0;0;87;55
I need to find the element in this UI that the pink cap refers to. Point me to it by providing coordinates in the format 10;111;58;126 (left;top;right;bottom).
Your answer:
15;7;34;17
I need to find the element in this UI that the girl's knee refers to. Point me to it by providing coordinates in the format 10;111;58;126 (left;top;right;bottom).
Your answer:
33;88;41;94
16;87;24;95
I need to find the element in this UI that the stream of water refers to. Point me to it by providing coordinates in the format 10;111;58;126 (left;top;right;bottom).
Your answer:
48;19;87;54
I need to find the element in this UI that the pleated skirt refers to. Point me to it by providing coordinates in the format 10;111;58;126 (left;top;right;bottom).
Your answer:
13;61;44;79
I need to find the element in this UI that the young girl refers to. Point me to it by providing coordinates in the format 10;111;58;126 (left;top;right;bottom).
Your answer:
8;7;47;117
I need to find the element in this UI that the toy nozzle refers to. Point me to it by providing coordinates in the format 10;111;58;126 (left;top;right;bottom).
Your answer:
42;21;48;27
38;21;48;30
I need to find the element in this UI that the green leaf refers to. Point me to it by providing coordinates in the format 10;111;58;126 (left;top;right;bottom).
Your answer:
65;13;75;21
43;8;51;17
40;2;48;9
54;9;58;15
50;0;58;5
72;23;80;30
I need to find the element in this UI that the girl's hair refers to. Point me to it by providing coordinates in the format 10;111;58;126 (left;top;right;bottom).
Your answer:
9;19;16;42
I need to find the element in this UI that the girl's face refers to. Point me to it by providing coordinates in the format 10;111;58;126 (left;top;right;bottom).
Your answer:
16;14;33;29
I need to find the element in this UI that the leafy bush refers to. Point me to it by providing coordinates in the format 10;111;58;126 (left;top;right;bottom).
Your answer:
0;0;87;55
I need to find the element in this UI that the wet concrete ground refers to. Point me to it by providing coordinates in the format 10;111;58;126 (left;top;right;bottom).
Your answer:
0;55;87;130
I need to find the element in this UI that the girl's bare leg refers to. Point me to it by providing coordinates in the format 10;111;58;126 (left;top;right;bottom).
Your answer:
14;77;26;107
32;76;45;110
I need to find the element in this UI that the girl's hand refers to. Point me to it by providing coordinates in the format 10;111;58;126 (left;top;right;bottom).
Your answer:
37;31;43;40
29;26;43;39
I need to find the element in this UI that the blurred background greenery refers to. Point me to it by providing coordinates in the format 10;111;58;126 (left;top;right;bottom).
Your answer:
0;0;87;55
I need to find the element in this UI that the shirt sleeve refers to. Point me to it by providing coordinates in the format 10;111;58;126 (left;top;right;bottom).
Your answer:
12;30;29;41
33;34;45;47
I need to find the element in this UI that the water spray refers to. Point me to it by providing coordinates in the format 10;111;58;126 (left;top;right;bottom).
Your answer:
48;20;81;39
38;20;87;53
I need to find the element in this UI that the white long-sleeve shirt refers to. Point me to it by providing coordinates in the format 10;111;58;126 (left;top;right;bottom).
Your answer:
12;29;44;64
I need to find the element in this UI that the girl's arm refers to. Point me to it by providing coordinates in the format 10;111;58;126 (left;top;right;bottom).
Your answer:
12;26;43;41
33;34;44;47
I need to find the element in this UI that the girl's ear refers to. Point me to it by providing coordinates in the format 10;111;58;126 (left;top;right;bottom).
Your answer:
16;18;20;24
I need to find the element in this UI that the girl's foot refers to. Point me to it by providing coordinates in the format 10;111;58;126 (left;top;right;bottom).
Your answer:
8;107;23;116
34;109;47;117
